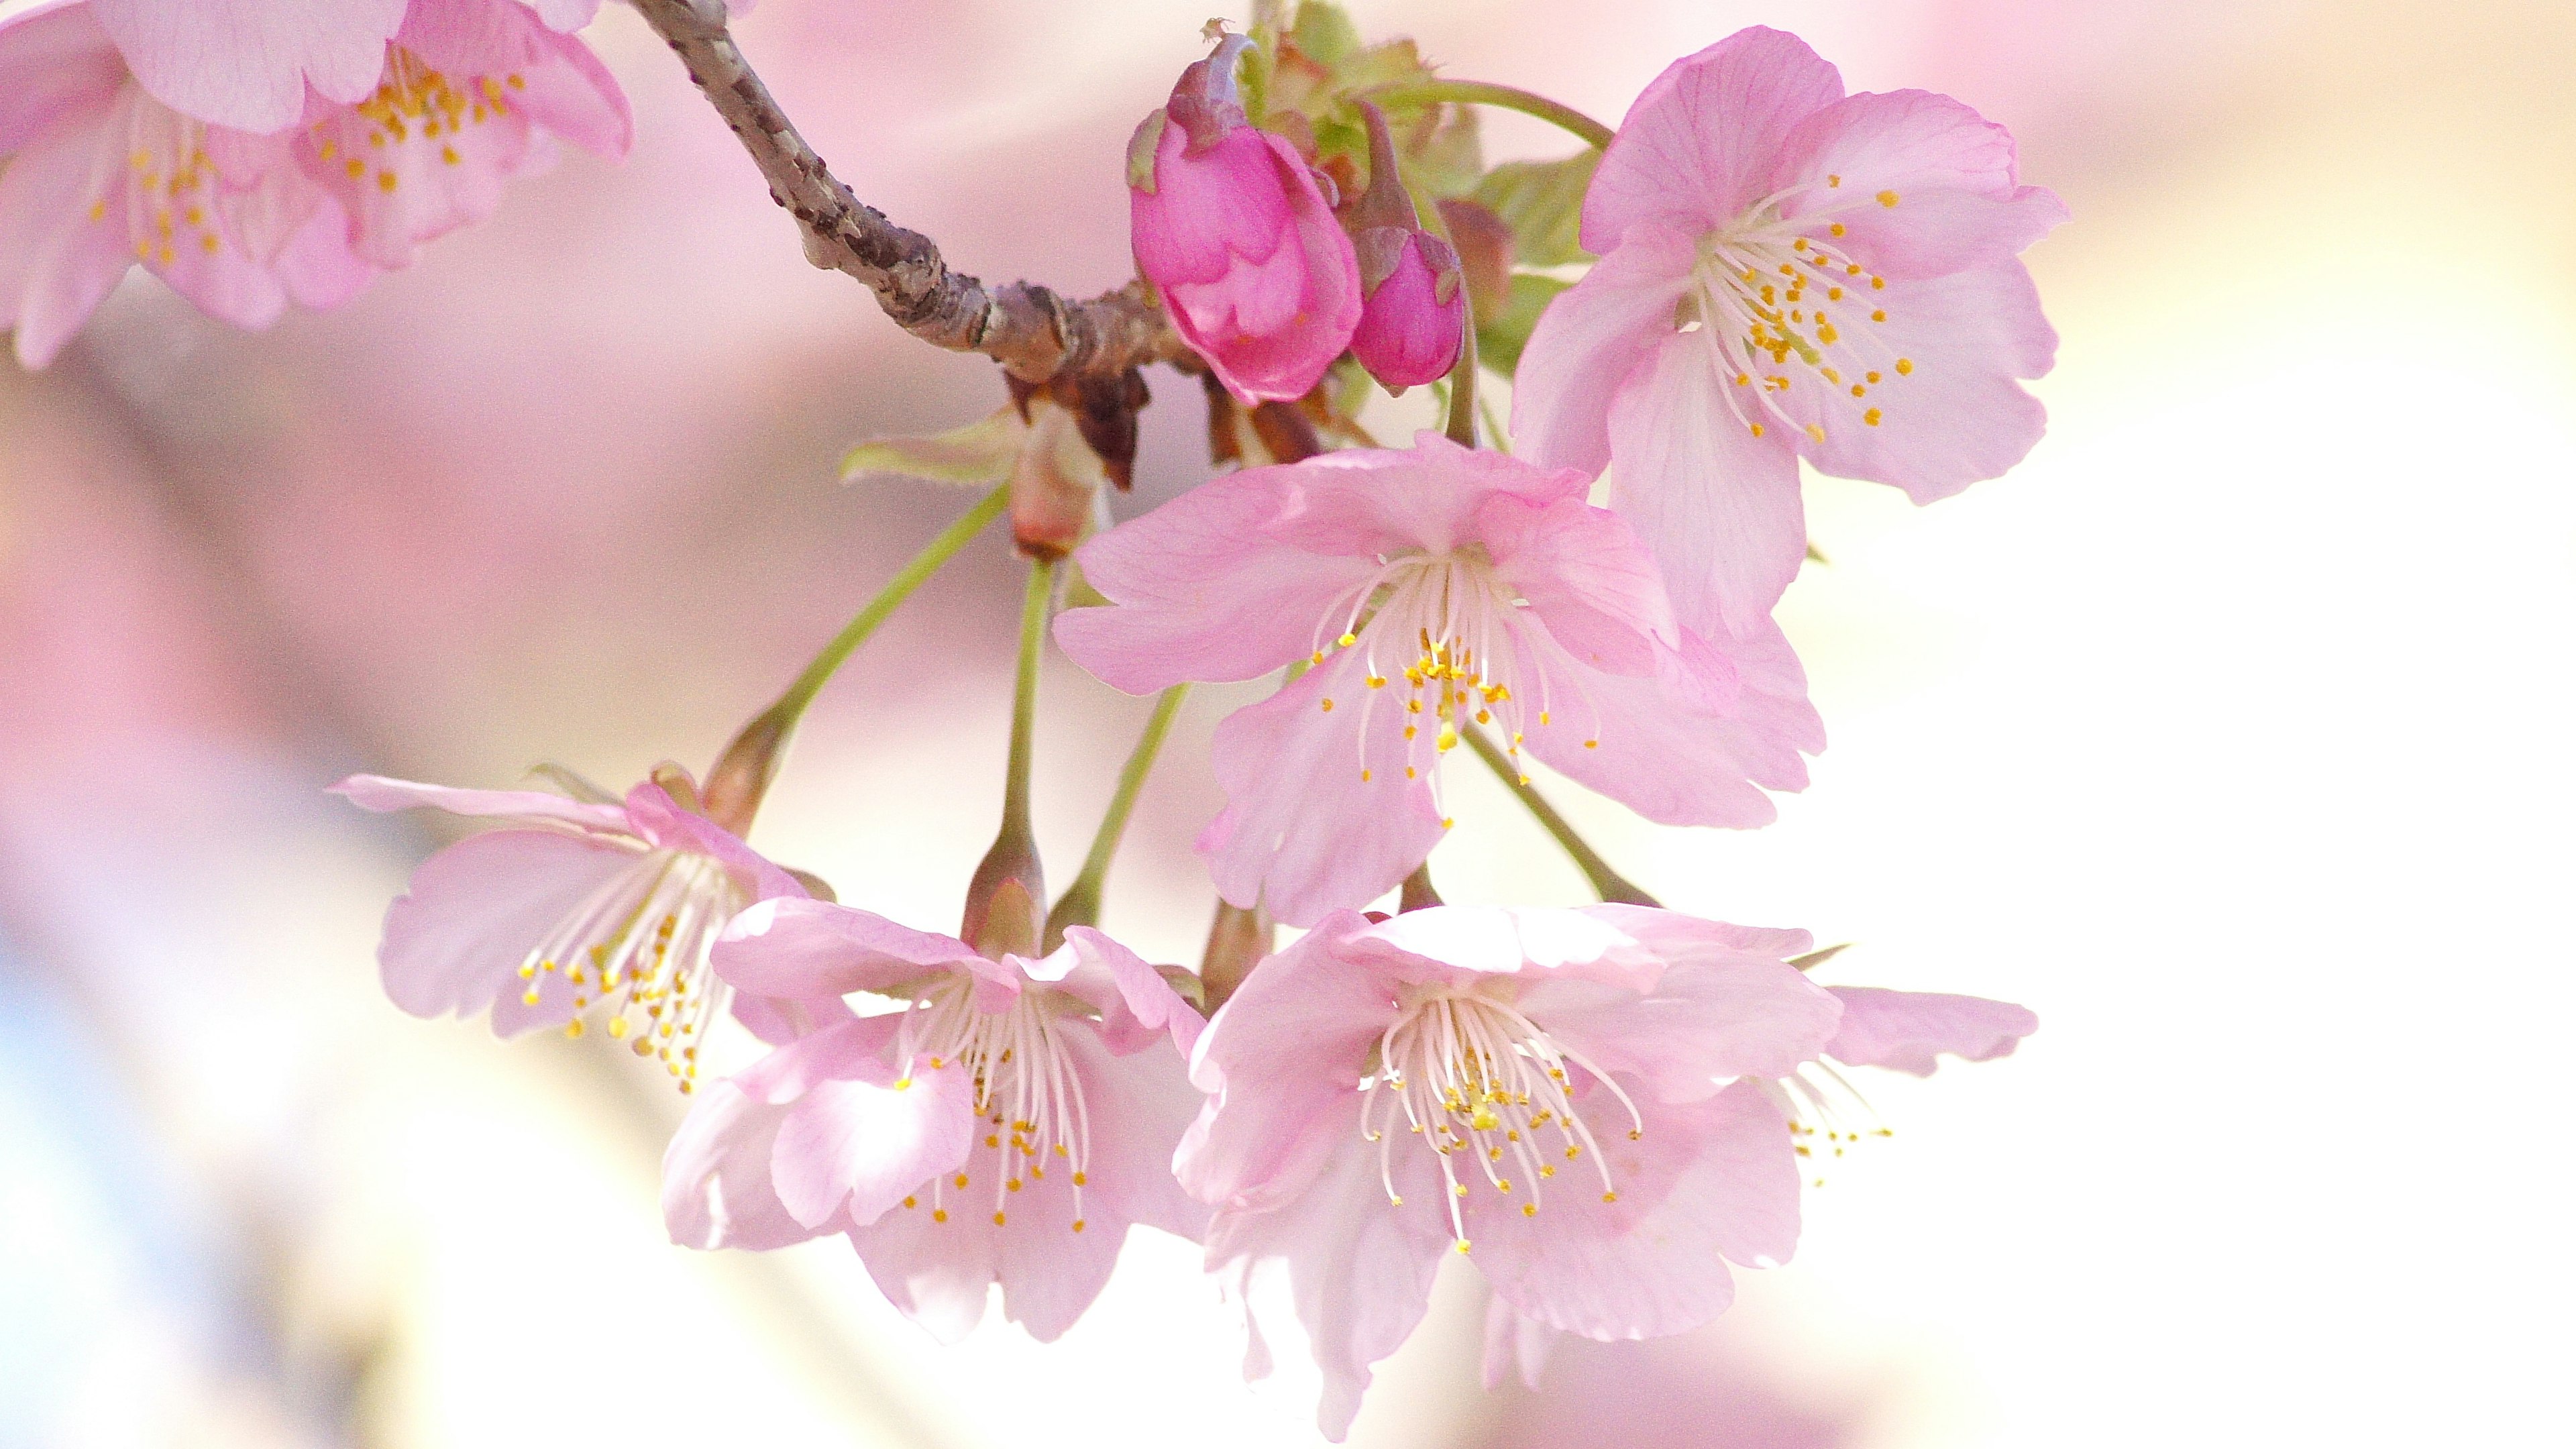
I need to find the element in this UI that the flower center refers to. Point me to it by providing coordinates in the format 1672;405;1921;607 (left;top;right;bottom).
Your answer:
87;95;222;268
311;46;528;191
891;978;1094;1234
1362;990;1640;1252
1686;178;1916;443
1757;1061;1894;1189
1307;550;1593;802
516;848;743;1091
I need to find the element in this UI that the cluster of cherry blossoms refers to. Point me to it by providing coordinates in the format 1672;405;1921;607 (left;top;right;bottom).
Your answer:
3;2;2057;1436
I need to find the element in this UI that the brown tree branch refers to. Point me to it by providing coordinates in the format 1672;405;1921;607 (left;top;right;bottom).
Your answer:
629;0;1187;384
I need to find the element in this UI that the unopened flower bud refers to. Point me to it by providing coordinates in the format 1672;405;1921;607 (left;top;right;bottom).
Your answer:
1341;103;1465;392
1008;394;1111;561
1128;30;1361;402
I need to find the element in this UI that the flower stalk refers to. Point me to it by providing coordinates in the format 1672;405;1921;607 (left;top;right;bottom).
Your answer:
1360;78;1616;150
1460;724;1658;906
962;555;1057;958
1044;684;1190;950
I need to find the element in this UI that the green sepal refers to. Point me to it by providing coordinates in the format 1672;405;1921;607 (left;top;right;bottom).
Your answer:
1471;150;1599;268
839;406;1025;487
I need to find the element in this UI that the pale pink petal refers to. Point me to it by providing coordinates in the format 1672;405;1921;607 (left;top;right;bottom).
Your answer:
1824;985;2037;1076
144;195;287;331
621;780;805;902
521;0;604;30
730;1014;892;1103
1477;490;1672;678
1605;330;1806;639
1055;465;1379;692
0;1;122;154
1466;1081;1799;1338
1516;954;1841;1096
1336;905;1667;996
1177;911;1399;1211
1772;260;2054;503
1580;27;1843;253
773;1058;976;1229
0;107;120;362
1055;1026;1210;1242
843;1201;997;1344
1199;645;1447;927
990;1158;1129;1342
1131;123;1295;286
376;826;639;1033
268;196;375;309
1521;622;1819;828
331;773;633;833
1206;1136;1450;1442
1050;926;1203;1057
1510;220;1697;477
1774;89;2066;280
1582;903;1815;967
1481;1295;1558;1391
663;1080;827;1250
89;0;407;133
504;21;633;159
714;896;982;1001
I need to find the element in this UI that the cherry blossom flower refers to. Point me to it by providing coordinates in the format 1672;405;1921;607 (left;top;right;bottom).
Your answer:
1343;101;1464;391
85;0;411;136
0;0;371;368
1055;431;1820;926
1179;904;1842;1440
664;898;1210;1343
1514;25;2066;637
1128;32;1360;402
333;765;832;1091
293;0;633;270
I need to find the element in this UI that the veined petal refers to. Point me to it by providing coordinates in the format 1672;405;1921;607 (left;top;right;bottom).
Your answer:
0;107;121;364
89;0;407;133
331;773;633;833
989;1157;1129;1342
1199;645;1448;927
772;1056;976;1229
1476;490;1672;678
1480;1294;1558;1391
1825;985;2037;1076
1516;954;1841;1096
1511;221;1697;478
1581;27;1844;253
376;827;641;1033
0;1;122;155
663;1079;825;1251
1774;89;2065;280
1337;905;1666;995
1051;926;1203;1057
714;896;985;1002
843;1196;998;1345
1466;1081;1799;1339
1605;330;1806;639
1057;1026;1211;1242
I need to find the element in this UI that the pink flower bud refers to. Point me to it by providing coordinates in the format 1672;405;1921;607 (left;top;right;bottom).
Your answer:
1128;34;1360;403
1349;227;1465;389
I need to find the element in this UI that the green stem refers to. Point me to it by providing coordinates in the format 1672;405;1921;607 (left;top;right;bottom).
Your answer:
1362;78;1615;150
961;554;1055;958
1045;684;1189;949
1412;191;1481;447
1004;554;1055;835
1461;725;1658;906
703;484;1007;833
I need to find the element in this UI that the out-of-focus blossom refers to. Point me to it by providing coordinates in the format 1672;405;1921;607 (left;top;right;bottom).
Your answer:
1180;904;1841;1439
333;765;833;1091
1055;432;1818;926
295;0;633;270
1515;25;2065;637
85;0;409;135
0;0;370;368
1129;31;1360;403
1342;101;1464;391
664;898;1209;1343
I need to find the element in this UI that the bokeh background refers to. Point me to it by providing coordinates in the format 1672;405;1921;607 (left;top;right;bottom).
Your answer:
3;0;2570;1445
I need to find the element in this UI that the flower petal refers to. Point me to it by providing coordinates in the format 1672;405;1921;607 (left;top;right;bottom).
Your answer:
0;105;123;369
1605;331;1806;639
713;896;982;1001
1580;27;1844;253
331;773;633;833
1517;954;1841;1097
1052;926;1204;1057
1466;1080;1799;1338
89;0;407;133
1477;490;1672;678
0;1;122;155
1774;89;2066;280
1198;644;1448;927
772;1058;975;1229
991;1159;1129;1342
662;1079;826;1251
1824;985;2037;1076
376;826;639;1033
843;1201;997;1345
1511;219;1696;478
1056;1025;1211;1242
1481;1294;1558;1391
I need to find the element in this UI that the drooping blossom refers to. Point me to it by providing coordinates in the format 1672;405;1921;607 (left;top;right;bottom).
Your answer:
1055;431;1820;926
663;898;1210;1343
294;0;633;270
0;0;370;368
1179;904;1842;1440
1129;30;1361;402
333;765;834;1090
85;0;410;135
1515;26;2066;638
1342;101;1464;391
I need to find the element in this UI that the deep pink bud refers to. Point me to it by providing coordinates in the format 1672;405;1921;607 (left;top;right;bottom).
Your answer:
1128;34;1360;402
1349;228;1465;389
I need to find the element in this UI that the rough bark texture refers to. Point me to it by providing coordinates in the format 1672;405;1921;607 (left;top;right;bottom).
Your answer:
629;0;1189;384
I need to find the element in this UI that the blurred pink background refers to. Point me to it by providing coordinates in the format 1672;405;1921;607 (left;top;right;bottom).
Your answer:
2;1;2569;1446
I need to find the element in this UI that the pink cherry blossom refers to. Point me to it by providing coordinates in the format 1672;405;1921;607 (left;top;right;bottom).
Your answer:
293;0;633;270
1179;904;1842;1440
0;0;371;368
663;898;1209;1343
1055;431;1820;926
1348;226;1465;390
86;0;409;136
1129;32;1360;403
333;767;833;1089
1514;26;2066;637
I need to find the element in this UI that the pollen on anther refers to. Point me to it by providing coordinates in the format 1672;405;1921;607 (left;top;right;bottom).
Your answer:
1877;190;1900;207
1361;769;1373;782
1405;766;1417;780
1827;174;1842;187
1454;1240;1472;1254
1601;1191;1619;1203
1071;1219;1086;1232
1750;423;1765;437
903;1195;917;1209
1522;1203;1538;1217
1895;358;1914;374
953;1173;969;1189
1864;408;1883;426
1829;221;1847;237
1583;739;1599;749
1806;423;1827;444
993;1212;1007;1226
1320;698;1334;712
932;1208;949;1222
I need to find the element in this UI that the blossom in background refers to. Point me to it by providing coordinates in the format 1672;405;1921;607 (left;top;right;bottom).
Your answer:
0;0;370;368
333;765;833;1090
664;898;1209;1342
1055;431;1819;926
295;0;632;270
0;0;627;368
1180;904;1842;1440
1515;25;2065;637
1129;31;1361;402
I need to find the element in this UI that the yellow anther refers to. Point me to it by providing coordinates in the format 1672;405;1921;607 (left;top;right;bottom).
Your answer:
564;1019;586;1040
1006;1179;1022;1192
1871;275;1885;289
953;1173;969;1189
519;963;537;979
1806;423;1827;444
903;1195;918;1209
1827;286;1843;301
1071;1219;1086;1232
522;989;541;1006
1496;1179;1513;1193
1455;1240;1472;1254
1827;173;1842;186
1734;372;1751;386
986;1134;1000;1148
607;1017;629;1038
1829;221;1847;236
441;144;460;166
1361;769;1373;782
1792;237;1809;250
1818;324;1839;343
1851;384;1867;398
1583;739;1599;749
1320;698;1334;712
1338;631;1357;647
1864;408;1883;426
1877;190;1899;207
1601;1191;1619;1203
1895;358;1913;374
1750;423;1765;437
378;170;398;192
1523;1203;1538;1217
932;1208;949;1222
